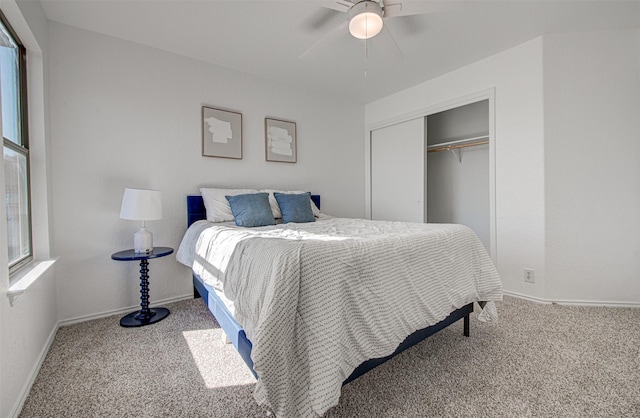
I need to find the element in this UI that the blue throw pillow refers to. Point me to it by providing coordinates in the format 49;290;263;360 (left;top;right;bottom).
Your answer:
274;192;316;224
225;193;276;227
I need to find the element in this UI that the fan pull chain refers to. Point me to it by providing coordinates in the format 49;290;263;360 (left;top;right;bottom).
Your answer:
364;12;369;77
364;36;368;77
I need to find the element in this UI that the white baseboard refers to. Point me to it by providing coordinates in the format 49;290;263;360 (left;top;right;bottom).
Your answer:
58;293;194;327
551;299;640;308
503;290;552;305
9;322;60;418
504;290;640;308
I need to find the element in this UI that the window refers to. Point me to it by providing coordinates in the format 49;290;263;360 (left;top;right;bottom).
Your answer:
0;11;31;274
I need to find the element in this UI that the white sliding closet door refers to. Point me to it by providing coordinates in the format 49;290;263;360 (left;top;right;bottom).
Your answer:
370;117;425;222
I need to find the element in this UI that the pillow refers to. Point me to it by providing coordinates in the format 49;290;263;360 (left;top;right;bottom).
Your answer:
261;189;320;218
201;188;258;222
274;192;316;224
225;193;276;227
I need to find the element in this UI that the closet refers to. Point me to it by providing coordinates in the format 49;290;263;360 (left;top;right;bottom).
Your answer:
369;97;491;253
426;100;490;252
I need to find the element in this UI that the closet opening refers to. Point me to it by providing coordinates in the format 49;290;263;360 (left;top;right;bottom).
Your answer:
426;99;490;253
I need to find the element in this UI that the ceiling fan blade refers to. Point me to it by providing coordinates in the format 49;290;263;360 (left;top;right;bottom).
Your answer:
305;8;341;30
321;0;353;13
383;1;463;18
299;20;349;60
369;24;403;64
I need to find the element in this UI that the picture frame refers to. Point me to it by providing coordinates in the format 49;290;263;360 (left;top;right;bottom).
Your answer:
265;117;297;163
202;106;242;159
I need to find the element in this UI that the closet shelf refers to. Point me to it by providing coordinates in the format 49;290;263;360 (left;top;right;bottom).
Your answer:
426;135;489;154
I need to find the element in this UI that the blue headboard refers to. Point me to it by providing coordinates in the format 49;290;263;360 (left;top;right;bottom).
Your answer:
187;194;321;227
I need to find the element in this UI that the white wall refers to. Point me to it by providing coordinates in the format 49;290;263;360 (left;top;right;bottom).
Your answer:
0;1;57;417
366;38;546;300
48;22;365;322
543;29;640;304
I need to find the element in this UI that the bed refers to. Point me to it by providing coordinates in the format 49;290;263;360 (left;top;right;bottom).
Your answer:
177;192;502;417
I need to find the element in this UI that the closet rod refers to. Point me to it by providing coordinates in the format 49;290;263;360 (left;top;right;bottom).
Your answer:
426;139;489;154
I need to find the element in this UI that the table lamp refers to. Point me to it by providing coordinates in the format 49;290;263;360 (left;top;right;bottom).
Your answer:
119;188;162;253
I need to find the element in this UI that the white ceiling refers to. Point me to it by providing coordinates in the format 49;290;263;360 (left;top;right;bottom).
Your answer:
40;0;640;104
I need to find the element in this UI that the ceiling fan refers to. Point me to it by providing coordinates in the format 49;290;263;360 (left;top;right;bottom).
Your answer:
300;0;461;62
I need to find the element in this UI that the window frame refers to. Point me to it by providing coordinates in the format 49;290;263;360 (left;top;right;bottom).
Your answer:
0;9;32;275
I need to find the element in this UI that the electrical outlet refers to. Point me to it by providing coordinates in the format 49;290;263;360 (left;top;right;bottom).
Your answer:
524;269;535;283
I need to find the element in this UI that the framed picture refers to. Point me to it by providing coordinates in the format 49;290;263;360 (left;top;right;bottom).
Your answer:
265;117;296;163
202;106;242;159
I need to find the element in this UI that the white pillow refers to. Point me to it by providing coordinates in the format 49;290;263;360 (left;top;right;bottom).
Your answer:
261;189;320;218
200;188;258;222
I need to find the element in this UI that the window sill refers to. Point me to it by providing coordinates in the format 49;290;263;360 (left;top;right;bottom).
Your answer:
7;258;58;306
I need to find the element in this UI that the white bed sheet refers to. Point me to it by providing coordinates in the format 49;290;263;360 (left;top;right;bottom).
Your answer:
177;217;502;417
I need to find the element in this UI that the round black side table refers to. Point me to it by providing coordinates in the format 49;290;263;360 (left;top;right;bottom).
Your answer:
111;247;174;327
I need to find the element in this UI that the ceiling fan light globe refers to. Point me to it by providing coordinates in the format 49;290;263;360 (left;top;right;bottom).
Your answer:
349;12;383;39
348;1;384;39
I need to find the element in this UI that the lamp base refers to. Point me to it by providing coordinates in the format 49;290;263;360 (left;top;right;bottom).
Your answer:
134;227;153;253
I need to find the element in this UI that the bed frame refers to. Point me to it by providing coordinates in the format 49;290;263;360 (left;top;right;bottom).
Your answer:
186;194;474;384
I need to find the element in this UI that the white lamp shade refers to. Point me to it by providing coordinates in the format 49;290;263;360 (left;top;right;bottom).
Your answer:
349;1;384;40
119;188;163;221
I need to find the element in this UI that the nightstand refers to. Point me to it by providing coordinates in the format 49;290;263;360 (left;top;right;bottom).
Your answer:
111;247;174;327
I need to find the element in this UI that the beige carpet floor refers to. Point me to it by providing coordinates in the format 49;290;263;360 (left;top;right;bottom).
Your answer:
19;296;640;417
